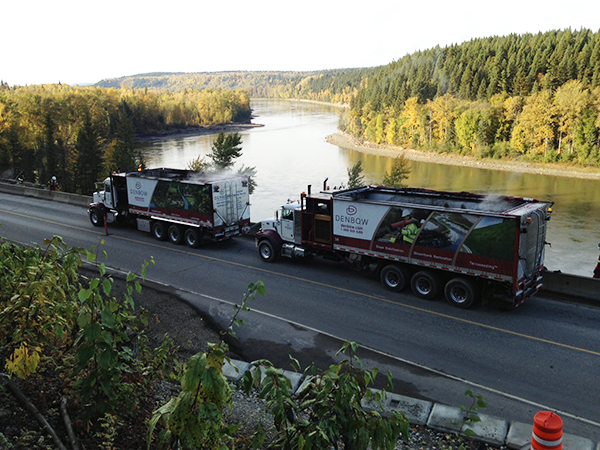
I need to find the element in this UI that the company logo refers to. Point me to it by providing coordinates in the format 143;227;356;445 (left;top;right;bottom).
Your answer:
346;205;357;215
336;214;368;225
130;179;148;198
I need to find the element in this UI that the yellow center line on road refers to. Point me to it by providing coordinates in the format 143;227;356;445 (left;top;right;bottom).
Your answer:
4;207;600;358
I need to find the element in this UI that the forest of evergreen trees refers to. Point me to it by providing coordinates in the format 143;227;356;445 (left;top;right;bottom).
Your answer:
345;28;600;165
0;84;251;193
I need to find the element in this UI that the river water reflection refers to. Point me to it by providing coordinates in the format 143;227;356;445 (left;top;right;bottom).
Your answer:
141;99;600;277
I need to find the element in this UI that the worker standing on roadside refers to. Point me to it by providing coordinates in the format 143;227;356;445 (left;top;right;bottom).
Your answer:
593;243;600;279
48;176;58;191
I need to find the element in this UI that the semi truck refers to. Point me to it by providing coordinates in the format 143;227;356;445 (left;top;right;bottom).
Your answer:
88;168;251;247
255;184;553;309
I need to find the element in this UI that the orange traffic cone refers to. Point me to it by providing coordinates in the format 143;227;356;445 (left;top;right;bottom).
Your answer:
531;411;563;450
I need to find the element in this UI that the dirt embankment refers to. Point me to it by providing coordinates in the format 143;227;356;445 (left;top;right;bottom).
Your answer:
326;132;600;180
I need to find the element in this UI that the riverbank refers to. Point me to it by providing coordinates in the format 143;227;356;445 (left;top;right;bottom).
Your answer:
137;122;264;142
326;132;600;180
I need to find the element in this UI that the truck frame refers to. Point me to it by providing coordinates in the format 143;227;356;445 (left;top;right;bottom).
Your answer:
89;168;251;247
256;184;553;309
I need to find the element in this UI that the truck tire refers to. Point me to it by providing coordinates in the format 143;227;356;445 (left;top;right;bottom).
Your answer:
152;221;168;241
444;277;478;309
258;239;277;262
380;264;408;292
184;228;202;248
168;224;184;245
89;208;104;227
410;270;441;300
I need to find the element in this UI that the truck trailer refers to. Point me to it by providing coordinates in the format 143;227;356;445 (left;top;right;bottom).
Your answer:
89;168;251;247
255;184;553;309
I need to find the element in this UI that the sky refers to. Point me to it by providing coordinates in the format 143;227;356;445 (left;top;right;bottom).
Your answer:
3;0;600;86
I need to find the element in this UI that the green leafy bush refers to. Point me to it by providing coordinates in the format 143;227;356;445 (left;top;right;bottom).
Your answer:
73;244;156;421
0;236;179;429
243;341;410;450
0;236;83;376
147;281;266;450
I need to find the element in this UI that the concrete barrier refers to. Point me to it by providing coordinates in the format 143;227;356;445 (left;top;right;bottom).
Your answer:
1;180;598;304
542;270;600;304
0;181;91;207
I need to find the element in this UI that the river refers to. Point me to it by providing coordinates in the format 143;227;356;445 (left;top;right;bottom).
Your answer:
140;99;600;278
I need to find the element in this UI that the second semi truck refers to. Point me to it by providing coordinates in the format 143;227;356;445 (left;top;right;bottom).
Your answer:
89;168;251;247
256;184;553;309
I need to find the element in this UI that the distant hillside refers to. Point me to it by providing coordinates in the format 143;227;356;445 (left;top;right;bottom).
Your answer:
95;69;379;104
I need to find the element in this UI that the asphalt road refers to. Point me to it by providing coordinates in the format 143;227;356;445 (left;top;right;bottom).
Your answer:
1;192;599;441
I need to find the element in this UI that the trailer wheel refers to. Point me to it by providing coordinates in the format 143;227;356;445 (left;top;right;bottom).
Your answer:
410;270;441;300
89;208;104;227
168;224;184;245
258;239;277;262
152;221;168;241
380;264;409;292
184;228;202;248
444;278;478;309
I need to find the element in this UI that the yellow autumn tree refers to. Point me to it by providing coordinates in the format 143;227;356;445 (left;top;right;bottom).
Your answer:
427;93;456;144
385;115;398;145
510;90;555;158
495;95;524;142
375;113;385;144
554;80;590;155
399;97;423;147
455;109;480;154
360;102;377;141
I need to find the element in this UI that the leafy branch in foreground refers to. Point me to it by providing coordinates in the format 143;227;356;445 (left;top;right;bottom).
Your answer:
73;242;159;421
243;341;410;450
0;236;180;437
0;236;83;379
147;280;265;450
